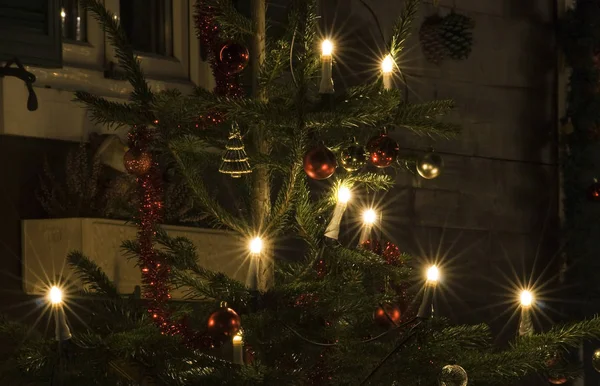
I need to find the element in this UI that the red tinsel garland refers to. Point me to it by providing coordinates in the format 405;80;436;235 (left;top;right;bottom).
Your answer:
130;0;244;347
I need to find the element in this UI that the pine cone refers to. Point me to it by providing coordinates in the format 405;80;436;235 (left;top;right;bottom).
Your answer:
440;12;475;61
419;16;449;64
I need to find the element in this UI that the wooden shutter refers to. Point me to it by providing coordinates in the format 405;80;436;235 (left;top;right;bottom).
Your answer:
0;0;62;67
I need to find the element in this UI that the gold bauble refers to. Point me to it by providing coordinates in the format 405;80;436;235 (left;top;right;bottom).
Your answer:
438;364;467;386
593;348;600;373
417;151;444;179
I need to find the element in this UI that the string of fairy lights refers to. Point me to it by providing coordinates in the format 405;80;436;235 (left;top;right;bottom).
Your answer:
39;31;538;384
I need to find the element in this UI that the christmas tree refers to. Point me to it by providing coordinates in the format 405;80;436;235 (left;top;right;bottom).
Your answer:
3;0;600;385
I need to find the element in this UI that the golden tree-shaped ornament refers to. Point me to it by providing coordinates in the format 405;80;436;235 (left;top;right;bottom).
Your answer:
219;122;252;178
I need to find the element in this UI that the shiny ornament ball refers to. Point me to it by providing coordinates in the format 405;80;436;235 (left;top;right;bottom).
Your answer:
417;151;444;179
362;239;401;265
374;303;402;327
303;144;337;180
219;42;249;74
340;142;367;172
548;376;567;385
438;364;468;386
207;307;241;338
367;133;399;168
123;149;152;176
593;348;600;373
588;180;600;202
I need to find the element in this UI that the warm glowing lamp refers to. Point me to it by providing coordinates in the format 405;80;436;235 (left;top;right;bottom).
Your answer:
48;286;63;305
249;237;263;254
518;290;535;336
321;39;333;57
381;54;395;90
520;290;534;307
320;39;334;94
337;186;351;204
362;209;377;225
426;265;440;283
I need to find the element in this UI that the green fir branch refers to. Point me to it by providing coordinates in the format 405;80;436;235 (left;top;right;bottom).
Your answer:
67;251;120;299
171;150;250;235
75;91;149;129
199;0;253;39
389;0;420;58
79;0;153;105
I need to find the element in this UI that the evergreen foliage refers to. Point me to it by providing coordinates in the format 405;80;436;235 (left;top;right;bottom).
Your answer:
3;0;600;385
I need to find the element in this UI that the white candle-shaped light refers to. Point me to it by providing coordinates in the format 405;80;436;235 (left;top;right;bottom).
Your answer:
60;8;67;39
232;330;244;365
319;39;334;94
48;286;72;341
381;54;394;91
417;265;439;319
76;16;82;41
359;208;379;245
248;236;264;290
518;290;534;337
324;185;352;240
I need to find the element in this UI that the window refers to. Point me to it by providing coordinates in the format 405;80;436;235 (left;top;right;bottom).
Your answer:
104;0;189;80
60;0;86;42
0;0;62;67
120;0;172;56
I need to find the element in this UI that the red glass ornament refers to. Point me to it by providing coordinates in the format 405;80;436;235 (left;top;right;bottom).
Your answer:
588;179;600;202
367;133;399;168
373;303;402;327
207;307;241;337
548;376;567;385
362;239;401;265
303;144;337;180
123;149;152;175
219;42;249;74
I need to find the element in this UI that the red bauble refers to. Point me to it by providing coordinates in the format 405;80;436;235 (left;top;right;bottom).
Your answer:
123;149;152;175
303;144;337;180
588;179;600;201
548;376;567;385
207;307;241;337
219;42;249;74
373;303;402;327
362;239;401;265
366;133;399;168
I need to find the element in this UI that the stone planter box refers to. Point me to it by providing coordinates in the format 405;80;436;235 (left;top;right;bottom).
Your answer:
22;218;248;299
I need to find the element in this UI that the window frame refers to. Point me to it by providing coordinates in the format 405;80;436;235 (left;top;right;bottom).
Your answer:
104;0;190;81
62;5;105;70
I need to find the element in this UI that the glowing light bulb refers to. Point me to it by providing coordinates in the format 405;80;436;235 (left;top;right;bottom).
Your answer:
520;290;534;307
249;237;263;254
233;330;243;343
382;54;394;74
48;286;63;305
337;186;351;204
362;209;377;225
60;9;66;18
426;265;440;283
321;39;333;57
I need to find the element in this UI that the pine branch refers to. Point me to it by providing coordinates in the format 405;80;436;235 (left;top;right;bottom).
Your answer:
75;91;149;129
389;0;420;58
395;118;462;139
263;131;306;237
171;150;250;235
79;0;153;106
67;251;120;299
199;0;253;39
342;173;395;192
